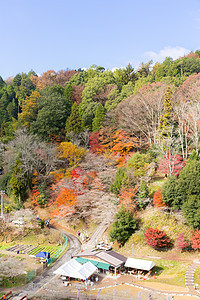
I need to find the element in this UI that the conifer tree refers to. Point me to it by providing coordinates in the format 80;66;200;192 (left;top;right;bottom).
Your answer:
158;86;173;137
65;102;84;134
64;83;73;104
109;206;137;245
10;154;27;203
92;103;105;132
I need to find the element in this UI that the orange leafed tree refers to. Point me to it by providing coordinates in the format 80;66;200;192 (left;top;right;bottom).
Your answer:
31;189;40;206
153;188;166;208
56;188;77;207
119;187;138;212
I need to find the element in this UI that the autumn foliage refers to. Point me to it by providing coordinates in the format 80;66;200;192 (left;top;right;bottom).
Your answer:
119;187;138;212
175;233;188;251
89;131;103;153
56;188;77;207
30;69;77;90
191;230;200;250
89;129;139;166
158;154;186;176
144;228;171;249
153;188;166;208
56;142;86;167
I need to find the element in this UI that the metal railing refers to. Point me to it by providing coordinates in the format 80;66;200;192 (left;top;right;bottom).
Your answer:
47;234;68;267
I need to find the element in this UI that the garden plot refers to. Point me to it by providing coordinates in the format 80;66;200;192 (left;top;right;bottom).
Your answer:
6;244;60;257
6;244;37;254
28;245;60;257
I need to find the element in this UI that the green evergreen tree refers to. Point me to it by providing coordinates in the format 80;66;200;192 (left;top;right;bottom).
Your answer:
175;160;200;228
65;102;84;134
187;149;200;162
161;175;179;209
92;103;105;132
137;181;149;208
12;74;22;87
110;166;128;195
182;195;200;229
0;76;5;88
178;160;200;206
32;94;69;139
158;86;173;136
109;207;137;245
10;154;27;203
64;83;73;104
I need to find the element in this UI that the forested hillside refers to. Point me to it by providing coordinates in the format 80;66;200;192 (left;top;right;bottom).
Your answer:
2;51;200;249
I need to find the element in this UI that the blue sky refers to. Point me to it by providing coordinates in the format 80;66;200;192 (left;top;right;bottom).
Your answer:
0;0;200;79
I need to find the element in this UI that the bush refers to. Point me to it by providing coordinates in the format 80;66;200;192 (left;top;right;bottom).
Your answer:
174;233;188;251
144;227;171;249
191;230;200;250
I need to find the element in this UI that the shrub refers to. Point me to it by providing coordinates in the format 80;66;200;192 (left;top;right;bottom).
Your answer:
174;233;188;251
191;230;200;250
144;227;171;249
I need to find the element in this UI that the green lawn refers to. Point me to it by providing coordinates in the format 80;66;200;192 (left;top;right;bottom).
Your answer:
148;259;189;287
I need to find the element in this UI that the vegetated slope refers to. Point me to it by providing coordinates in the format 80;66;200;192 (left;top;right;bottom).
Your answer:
1;51;200;241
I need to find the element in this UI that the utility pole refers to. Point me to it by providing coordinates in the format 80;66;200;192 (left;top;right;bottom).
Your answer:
1;190;5;219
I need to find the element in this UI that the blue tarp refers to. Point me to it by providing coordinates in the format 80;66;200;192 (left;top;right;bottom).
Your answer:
36;251;50;259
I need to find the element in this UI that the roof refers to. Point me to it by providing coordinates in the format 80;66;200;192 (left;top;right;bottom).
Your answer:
76;257;110;270
125;258;155;271
96;252;124;268
53;259;81;277
75;250;125;268
53;259;97;280
97;261;110;270
106;251;127;263
76;249;101;257
36;251;49;258
78;261;97;279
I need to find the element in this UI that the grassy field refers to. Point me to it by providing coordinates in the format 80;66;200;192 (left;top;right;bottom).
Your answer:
148;259;190;287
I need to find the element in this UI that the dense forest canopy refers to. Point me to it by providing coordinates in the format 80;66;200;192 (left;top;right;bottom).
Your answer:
2;51;200;234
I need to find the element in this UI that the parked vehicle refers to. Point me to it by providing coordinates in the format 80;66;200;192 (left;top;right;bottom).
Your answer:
96;241;111;251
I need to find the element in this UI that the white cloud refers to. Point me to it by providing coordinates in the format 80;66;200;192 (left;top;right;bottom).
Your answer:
144;46;191;63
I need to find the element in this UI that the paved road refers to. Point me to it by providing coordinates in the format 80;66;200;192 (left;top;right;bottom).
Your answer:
83;221;109;250
12;232;81;300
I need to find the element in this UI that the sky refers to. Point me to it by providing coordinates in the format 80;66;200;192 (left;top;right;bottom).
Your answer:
0;0;200;79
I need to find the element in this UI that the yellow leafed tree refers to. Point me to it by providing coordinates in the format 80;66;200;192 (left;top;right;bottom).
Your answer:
56;142;86;168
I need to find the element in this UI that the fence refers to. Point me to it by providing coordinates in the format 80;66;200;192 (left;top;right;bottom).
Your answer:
0;235;68;288
25;270;37;285
47;234;68;267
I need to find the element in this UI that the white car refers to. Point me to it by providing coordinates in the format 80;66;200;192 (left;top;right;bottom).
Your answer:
96;241;111;251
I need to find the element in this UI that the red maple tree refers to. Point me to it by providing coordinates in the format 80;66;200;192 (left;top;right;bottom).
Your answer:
144;228;171;249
